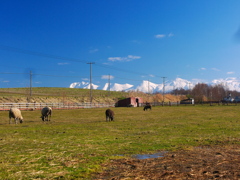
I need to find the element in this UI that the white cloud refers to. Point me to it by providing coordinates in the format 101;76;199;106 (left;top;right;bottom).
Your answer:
101;75;114;80
149;74;155;77
127;55;141;60
81;78;89;81
211;68;220;71
108;55;141;62
155;34;166;38
58;62;69;65
200;67;206;71
155;33;174;38
89;48;99;53
130;40;141;44
2;80;9;83
102;62;111;65
108;57;123;61
227;71;235;74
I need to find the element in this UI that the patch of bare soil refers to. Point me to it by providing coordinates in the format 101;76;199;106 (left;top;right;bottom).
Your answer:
93;145;240;179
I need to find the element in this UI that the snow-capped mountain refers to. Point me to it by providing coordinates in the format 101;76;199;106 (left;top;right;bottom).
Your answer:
69;77;240;92
171;78;191;90
69;81;99;89
211;77;240;91
135;80;162;93
104;83;134;91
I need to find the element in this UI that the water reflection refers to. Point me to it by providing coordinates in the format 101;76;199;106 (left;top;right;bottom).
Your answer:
132;152;167;159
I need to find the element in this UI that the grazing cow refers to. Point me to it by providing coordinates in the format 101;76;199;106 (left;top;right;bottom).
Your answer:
105;109;114;122
143;103;152;111
41;106;52;121
9;107;23;124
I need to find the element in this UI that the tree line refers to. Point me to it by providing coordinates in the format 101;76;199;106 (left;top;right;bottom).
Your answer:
170;83;240;103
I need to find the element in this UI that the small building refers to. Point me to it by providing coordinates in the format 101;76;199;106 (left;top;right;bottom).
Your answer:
222;96;234;103
116;97;143;107
234;96;240;102
180;98;194;104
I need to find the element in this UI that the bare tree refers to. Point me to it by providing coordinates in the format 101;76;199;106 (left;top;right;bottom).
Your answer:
191;83;228;102
211;84;226;101
170;88;189;96
191;83;209;102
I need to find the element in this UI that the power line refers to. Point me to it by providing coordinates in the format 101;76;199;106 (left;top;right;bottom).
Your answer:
0;72;87;78
0;45;157;77
95;63;150;76
0;72;27;75
113;76;143;82
161;77;167;102
0;72;167;86
0;45;88;63
0;72;142;81
33;73;86;78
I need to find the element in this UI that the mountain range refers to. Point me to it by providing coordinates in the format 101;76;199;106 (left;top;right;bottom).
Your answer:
69;77;240;93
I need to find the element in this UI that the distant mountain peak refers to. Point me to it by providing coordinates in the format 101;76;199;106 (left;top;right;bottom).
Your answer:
111;83;134;91
69;81;99;89
69;77;240;92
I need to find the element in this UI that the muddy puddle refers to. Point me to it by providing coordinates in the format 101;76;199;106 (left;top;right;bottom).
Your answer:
132;151;167;159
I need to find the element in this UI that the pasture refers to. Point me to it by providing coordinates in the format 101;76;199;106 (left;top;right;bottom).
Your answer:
0;105;240;179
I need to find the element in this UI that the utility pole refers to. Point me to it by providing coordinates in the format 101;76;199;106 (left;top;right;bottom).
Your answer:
87;62;95;103
148;79;149;94
108;74;111;96
188;82;191;96
161;77;167;102
30;70;32;97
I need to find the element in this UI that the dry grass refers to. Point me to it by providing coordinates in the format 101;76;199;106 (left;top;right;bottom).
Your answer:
1;105;239;179
0;87;186;104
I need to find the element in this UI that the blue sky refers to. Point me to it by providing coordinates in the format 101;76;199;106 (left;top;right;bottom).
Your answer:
1;0;240;88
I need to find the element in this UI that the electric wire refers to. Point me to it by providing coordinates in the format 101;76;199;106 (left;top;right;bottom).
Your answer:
0;45;157;77
0;72;145;83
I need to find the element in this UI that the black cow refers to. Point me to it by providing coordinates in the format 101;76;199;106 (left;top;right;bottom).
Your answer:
41;106;52;121
143;103;152;111
105;109;114;122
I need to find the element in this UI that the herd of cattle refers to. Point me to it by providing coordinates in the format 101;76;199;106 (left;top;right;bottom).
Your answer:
8;104;152;124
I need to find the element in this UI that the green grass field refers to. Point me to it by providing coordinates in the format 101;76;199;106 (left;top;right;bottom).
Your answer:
0;105;240;179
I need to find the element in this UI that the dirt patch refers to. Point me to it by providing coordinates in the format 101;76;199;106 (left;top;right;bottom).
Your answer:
93;145;240;179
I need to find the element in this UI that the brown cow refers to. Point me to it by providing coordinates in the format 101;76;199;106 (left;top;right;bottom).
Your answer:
105;109;114;122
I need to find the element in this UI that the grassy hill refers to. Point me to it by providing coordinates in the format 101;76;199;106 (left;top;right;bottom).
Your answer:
0;87;186;104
